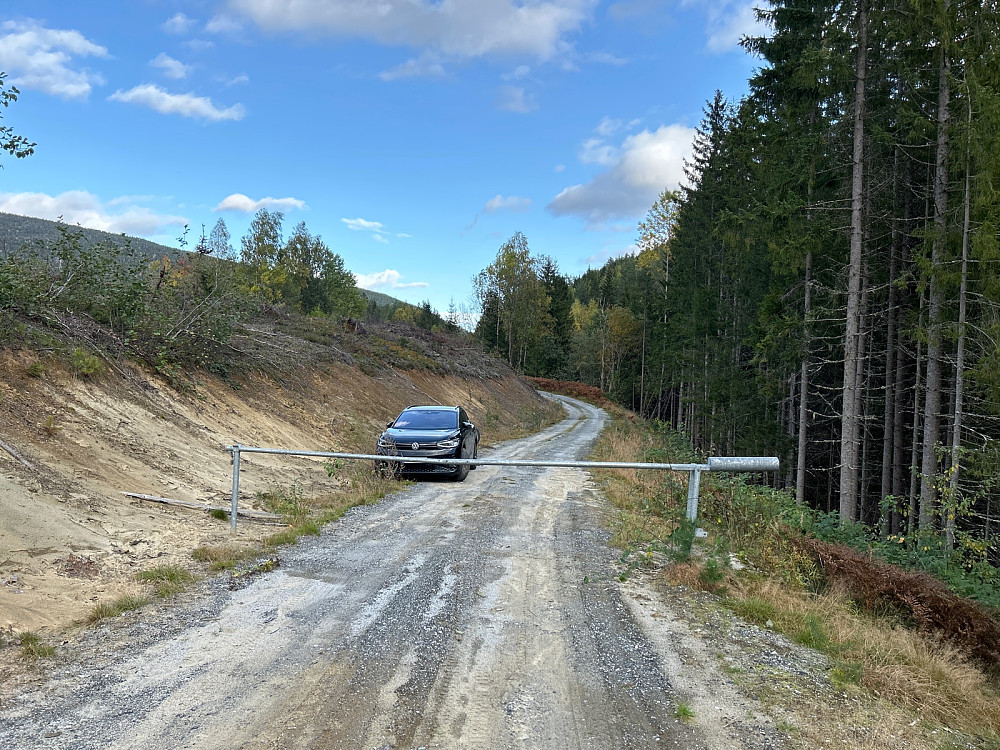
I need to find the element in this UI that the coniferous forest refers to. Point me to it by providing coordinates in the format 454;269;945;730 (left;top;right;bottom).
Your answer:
474;0;1000;566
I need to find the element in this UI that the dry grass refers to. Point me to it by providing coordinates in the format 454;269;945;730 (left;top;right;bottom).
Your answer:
191;544;260;571
730;578;1000;739
589;411;687;550
592;406;1000;745
135;565;197;598
86;592;150;623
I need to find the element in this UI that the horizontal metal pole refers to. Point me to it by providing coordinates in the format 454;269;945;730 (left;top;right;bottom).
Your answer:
225;446;778;473
707;456;781;472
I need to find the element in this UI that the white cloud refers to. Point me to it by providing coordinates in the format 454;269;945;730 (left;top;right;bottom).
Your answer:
706;2;762;52
554;164;566;173
224;73;250;86
355;269;428;290
183;39;215;52
501;65;531;81
205;14;245;35
547;123;695;225
342;217;384;233
0;19;107;99
150;53;191;80
342;217;409;243
229;0;594;61
588;51;627;65
214;193;306;212
0;190;187;235
594;117;622;137
484;195;532;214
162;13;197;35
109;84;246;121
681;0;768;53
579;137;617;165
496;85;536;113
378;53;446;81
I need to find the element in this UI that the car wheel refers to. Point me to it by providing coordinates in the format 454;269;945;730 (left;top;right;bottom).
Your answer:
452;443;470;482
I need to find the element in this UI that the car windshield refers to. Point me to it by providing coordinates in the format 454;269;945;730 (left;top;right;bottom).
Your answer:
393;410;458;430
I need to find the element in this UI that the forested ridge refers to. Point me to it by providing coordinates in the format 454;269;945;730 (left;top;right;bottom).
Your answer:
475;0;1000;578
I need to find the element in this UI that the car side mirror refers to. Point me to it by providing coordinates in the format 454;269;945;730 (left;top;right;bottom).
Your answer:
463;421;474;429
386;421;394;429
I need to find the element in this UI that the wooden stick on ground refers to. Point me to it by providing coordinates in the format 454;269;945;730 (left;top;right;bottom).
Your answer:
122;492;282;521
0;438;36;471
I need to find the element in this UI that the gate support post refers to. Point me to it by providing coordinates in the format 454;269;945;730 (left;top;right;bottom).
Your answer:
686;468;702;523
230;444;241;533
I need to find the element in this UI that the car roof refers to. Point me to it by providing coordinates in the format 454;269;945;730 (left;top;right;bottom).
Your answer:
402;405;459;411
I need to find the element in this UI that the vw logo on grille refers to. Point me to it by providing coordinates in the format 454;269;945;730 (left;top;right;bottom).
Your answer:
411;442;420;450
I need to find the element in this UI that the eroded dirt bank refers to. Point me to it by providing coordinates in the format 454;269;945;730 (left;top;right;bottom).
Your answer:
0;350;549;633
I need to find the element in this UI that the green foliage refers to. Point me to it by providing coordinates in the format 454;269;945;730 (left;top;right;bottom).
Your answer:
672;702;695;721
191;544;258;571
263;520;321;547
135;565;196;598
238;211;364;318
0;210;374;379
69;347;104;378
0;72;35;164
258;484;306;523
17;631;54;660
87;593;149;623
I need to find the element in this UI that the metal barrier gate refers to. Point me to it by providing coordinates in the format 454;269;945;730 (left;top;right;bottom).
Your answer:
225;445;779;532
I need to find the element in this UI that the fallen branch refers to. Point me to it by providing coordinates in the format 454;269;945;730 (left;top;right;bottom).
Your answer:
122;492;282;521
0;438;36;471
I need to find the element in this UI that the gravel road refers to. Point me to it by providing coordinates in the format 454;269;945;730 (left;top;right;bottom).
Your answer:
0;395;788;750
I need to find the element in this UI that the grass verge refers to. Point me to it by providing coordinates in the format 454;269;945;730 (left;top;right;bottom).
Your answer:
135;565;197;598
87;592;150;624
589;405;1000;747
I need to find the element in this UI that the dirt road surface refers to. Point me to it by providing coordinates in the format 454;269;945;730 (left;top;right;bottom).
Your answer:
0;395;786;749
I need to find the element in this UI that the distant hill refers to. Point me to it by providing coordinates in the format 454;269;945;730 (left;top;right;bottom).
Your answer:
0;212;179;261
360;288;409;308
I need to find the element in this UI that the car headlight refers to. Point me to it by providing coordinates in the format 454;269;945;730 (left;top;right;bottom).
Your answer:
437;438;460;449
378;435;394;448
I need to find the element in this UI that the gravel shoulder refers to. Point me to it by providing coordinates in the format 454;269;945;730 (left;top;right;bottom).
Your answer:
0;396;849;749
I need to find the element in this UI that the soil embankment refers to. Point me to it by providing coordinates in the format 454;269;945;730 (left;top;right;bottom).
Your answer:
0;350;550;633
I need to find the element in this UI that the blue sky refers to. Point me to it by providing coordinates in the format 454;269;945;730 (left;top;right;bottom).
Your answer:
0;1;763;316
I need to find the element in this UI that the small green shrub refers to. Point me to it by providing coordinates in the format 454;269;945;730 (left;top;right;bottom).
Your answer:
728;594;778;625
192;544;257;571
69;347;104;378
135;565;196;597
793;614;831;650
26;361;46;378
87;593;149;623
264;520;321;548
18;631;55;660
698;556;727;588
258;485;306;523
208;508;228;521
673;702;695;721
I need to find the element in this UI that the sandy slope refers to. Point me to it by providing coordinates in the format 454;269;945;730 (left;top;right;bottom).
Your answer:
0;350;548;632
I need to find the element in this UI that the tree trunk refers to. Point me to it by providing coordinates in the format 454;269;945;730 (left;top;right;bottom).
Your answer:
839;0;868;522
909;292;925;538
797;251;812;505
919;8;951;532
946;155;971;550
881;148;901;534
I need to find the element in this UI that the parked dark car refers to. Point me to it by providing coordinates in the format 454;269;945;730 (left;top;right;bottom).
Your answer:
376;405;480;482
